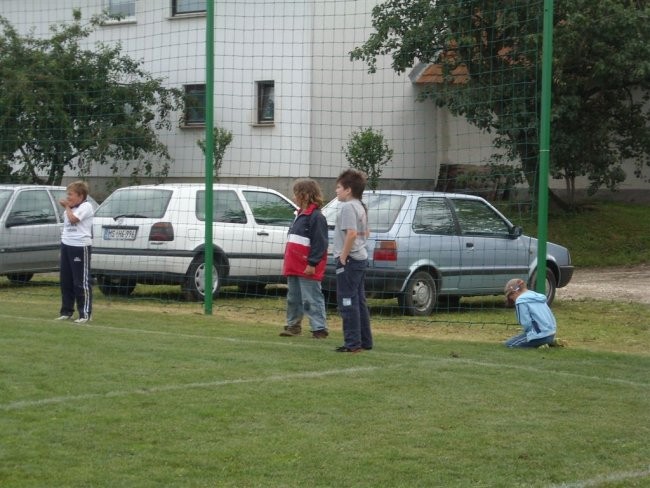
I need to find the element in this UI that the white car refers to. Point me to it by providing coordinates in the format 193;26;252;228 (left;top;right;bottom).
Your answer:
0;184;98;283
91;183;297;299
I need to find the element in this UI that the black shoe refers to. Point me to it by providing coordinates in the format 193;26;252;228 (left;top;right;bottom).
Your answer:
312;329;329;339
361;346;373;350
335;346;362;353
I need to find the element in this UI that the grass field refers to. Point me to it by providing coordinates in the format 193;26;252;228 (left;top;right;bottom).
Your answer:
1;281;649;487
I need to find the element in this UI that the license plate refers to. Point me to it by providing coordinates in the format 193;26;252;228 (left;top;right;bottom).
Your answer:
103;227;137;240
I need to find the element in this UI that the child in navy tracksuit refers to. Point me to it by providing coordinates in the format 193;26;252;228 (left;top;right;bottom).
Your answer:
504;278;557;347
56;181;94;324
279;179;329;339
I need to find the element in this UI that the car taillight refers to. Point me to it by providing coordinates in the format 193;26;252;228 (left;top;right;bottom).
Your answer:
373;240;397;261
149;222;174;241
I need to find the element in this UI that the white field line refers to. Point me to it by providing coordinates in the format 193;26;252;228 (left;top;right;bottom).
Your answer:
0;366;378;411
3;314;650;390
548;466;650;488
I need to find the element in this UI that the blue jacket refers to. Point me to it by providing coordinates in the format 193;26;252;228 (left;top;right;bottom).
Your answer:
514;290;557;340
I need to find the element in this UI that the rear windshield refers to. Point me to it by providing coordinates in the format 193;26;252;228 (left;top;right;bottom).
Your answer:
322;193;405;233
95;189;172;219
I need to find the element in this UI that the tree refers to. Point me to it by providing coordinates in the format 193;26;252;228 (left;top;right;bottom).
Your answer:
0;10;183;185
343;127;393;190
350;0;650;206
197;126;233;181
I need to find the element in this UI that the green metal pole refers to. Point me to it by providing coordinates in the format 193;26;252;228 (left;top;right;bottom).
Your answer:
536;0;553;295
204;0;215;314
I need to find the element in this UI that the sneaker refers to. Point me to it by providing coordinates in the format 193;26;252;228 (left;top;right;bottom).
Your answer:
550;339;567;348
537;344;550;350
335;346;362;353
312;329;329;339
73;316;91;324
279;326;302;337
55;315;73;321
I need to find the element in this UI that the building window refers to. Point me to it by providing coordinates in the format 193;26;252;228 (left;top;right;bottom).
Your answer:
184;84;206;126
108;0;135;18
256;81;274;124
172;0;206;16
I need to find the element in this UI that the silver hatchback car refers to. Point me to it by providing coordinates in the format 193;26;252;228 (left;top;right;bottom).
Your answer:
321;190;573;315
0;184;98;283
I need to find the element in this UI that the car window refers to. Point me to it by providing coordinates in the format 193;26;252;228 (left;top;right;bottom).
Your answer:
196;190;247;223
243;190;296;226
322;194;405;233
95;189;172;219
451;199;510;236
365;194;405;233
0;190;12;216
6;190;57;226
412;198;456;235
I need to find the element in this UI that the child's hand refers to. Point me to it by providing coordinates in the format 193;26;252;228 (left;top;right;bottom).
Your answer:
58;198;68;208
304;265;315;275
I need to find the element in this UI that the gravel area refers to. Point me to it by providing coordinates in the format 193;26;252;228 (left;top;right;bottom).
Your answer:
556;264;650;304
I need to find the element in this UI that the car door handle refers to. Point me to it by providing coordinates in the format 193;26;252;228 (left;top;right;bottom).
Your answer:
257;231;269;236
465;242;474;249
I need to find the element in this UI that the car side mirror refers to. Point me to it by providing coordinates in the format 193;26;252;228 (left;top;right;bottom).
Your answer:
511;225;523;238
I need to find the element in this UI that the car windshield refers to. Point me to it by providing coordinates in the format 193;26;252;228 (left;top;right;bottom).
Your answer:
95;189;173;219
322;193;406;233
0;190;12;215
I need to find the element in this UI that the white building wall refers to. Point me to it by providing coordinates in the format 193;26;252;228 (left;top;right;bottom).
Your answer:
3;0;648;198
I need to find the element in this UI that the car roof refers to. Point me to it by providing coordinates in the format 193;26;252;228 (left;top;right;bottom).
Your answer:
363;189;485;201
0;184;66;190
112;183;283;192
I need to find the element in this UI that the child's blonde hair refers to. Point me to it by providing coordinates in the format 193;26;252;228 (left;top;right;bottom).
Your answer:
67;180;89;199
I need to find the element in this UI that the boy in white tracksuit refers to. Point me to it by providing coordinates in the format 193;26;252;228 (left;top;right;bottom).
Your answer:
504;278;556;348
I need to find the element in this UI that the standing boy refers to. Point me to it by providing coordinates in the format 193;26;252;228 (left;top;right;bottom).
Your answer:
503;278;557;347
280;178;329;338
56;181;94;324
333;169;372;353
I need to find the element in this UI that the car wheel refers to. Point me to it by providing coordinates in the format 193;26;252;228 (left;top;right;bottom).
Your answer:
399;271;437;316
97;276;136;296
184;256;220;301
6;273;34;284
529;268;557;305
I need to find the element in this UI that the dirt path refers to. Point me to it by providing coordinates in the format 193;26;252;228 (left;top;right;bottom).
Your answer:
556;264;650;304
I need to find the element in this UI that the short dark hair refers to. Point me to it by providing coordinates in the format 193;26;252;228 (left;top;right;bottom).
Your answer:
336;169;366;199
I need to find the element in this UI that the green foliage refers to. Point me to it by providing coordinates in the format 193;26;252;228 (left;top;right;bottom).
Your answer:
350;0;650;205
0;10;183;185
342;127;393;190
517;201;650;267
197;126;233;181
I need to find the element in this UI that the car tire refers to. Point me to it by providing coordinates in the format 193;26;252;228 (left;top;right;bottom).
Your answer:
399;270;437;316
7;273;34;284
529;268;557;305
97;276;136;296
184;256;221;301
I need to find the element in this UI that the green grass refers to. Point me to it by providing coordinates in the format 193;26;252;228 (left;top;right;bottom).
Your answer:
1;285;649;487
514;201;650;267
1;202;649;486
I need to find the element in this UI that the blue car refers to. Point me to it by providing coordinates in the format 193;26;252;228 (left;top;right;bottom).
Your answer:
321;190;573;315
